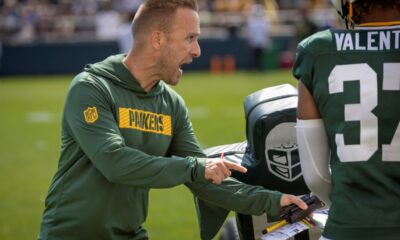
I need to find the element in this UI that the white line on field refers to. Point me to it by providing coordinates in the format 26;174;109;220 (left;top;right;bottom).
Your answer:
27;111;55;123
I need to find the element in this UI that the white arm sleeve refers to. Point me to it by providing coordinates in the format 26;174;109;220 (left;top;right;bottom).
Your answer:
296;118;332;206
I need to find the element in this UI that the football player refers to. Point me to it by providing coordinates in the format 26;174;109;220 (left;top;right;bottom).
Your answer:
294;1;400;239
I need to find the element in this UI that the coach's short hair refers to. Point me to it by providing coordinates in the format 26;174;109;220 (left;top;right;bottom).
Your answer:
132;0;198;39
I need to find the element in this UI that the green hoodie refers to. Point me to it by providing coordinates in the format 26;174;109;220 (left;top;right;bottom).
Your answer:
38;54;282;240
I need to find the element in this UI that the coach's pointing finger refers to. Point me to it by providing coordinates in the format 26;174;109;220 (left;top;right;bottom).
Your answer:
223;160;247;173
205;158;248;185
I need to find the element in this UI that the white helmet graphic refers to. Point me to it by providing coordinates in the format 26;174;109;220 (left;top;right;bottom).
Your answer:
265;122;301;182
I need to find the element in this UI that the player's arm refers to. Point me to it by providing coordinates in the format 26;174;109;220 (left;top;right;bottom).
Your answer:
296;81;332;206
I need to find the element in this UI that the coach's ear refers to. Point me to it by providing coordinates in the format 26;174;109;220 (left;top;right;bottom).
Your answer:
151;31;166;50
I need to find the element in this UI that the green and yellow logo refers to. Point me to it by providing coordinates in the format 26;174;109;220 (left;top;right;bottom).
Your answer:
119;108;171;136
83;106;98;124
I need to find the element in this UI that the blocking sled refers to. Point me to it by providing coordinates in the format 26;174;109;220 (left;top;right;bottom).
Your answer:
204;84;321;240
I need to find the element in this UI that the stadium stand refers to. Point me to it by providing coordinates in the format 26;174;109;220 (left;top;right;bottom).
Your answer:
0;0;340;75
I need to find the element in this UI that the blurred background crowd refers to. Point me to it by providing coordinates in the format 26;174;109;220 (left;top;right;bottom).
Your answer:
0;0;342;74
0;0;339;44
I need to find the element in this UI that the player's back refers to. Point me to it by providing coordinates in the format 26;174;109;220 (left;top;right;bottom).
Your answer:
293;26;400;239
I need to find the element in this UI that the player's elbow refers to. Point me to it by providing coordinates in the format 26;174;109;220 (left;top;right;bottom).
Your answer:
302;173;332;206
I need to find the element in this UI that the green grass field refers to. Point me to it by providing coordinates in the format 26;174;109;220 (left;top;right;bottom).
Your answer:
0;70;296;239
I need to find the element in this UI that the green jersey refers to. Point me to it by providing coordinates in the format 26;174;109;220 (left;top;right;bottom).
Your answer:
293;26;400;240
38;54;282;240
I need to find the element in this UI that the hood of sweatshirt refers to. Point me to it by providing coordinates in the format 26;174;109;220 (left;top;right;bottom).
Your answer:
84;54;165;97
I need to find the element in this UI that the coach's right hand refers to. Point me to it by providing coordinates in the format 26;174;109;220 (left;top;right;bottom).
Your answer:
205;158;247;184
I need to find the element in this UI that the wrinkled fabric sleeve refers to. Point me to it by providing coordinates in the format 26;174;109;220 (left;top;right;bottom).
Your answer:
187;179;282;240
63;77;206;188
168;95;282;239
296;119;332;206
